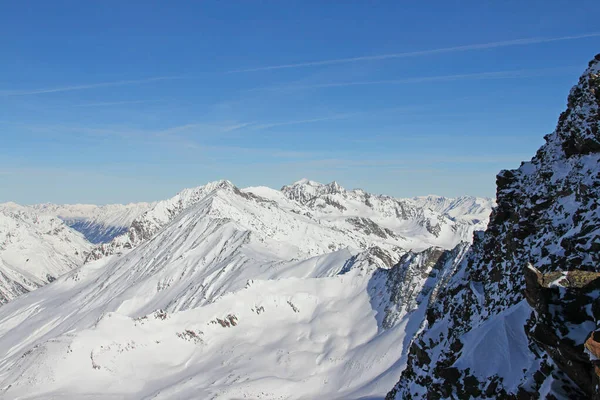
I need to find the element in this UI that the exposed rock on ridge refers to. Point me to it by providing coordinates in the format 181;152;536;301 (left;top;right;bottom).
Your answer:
525;265;600;399
372;242;470;330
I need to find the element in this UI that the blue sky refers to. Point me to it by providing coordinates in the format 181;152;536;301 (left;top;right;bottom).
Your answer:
1;1;599;204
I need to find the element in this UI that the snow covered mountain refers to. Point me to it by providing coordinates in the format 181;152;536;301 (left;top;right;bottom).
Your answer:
387;54;600;399
279;179;495;226
278;179;488;248
33;202;154;244
85;180;404;266
0;169;498;397
86;179;485;264
0;178;472;398
0;202;92;304
410;195;496;231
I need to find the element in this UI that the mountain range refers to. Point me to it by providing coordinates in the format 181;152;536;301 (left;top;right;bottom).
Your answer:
0;180;492;307
0;180;492;399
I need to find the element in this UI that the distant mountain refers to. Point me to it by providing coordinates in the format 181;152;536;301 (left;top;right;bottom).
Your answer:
86;179;408;264
279;179;492;248
86;179;491;264
0;202;91;304
410;194;496;231
33;202;154;243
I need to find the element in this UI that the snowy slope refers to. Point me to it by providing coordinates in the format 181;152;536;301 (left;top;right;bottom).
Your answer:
410;195;496;231
34;202;154;244
0;203;92;304
0;182;469;399
0;268;416;399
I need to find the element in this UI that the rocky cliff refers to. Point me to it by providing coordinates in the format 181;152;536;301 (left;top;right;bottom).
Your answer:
387;54;600;399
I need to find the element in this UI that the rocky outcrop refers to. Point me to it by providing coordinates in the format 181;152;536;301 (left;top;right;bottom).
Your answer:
387;54;600;399
340;245;402;274
585;331;600;393
370;242;470;330
346;217;397;239
525;265;600;399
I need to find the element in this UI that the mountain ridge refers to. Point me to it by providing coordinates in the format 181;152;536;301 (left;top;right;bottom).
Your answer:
0;202;92;304
33;202;155;244
84;178;492;264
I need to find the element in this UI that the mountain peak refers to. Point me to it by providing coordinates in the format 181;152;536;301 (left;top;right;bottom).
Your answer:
177;179;237;200
202;179;236;190
290;178;323;187
589;53;600;71
325;180;344;193
281;179;348;204
551;53;600;158
293;178;312;185
0;202;25;211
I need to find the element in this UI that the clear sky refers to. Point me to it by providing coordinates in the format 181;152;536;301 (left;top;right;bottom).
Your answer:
1;1;599;204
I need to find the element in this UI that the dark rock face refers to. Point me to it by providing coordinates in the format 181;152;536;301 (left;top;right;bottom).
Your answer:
366;242;470;331
0;270;32;305
341;245;400;272
585;330;600;393
387;55;600;399
524;266;600;399
346;217;396;239
377;243;469;329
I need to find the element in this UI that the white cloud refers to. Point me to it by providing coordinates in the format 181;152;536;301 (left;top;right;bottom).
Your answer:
251;114;352;130
74;99;163;107
229;33;600;73
255;67;578;91
0;76;185;96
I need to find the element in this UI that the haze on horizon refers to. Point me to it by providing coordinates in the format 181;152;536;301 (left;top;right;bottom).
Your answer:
1;1;599;205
